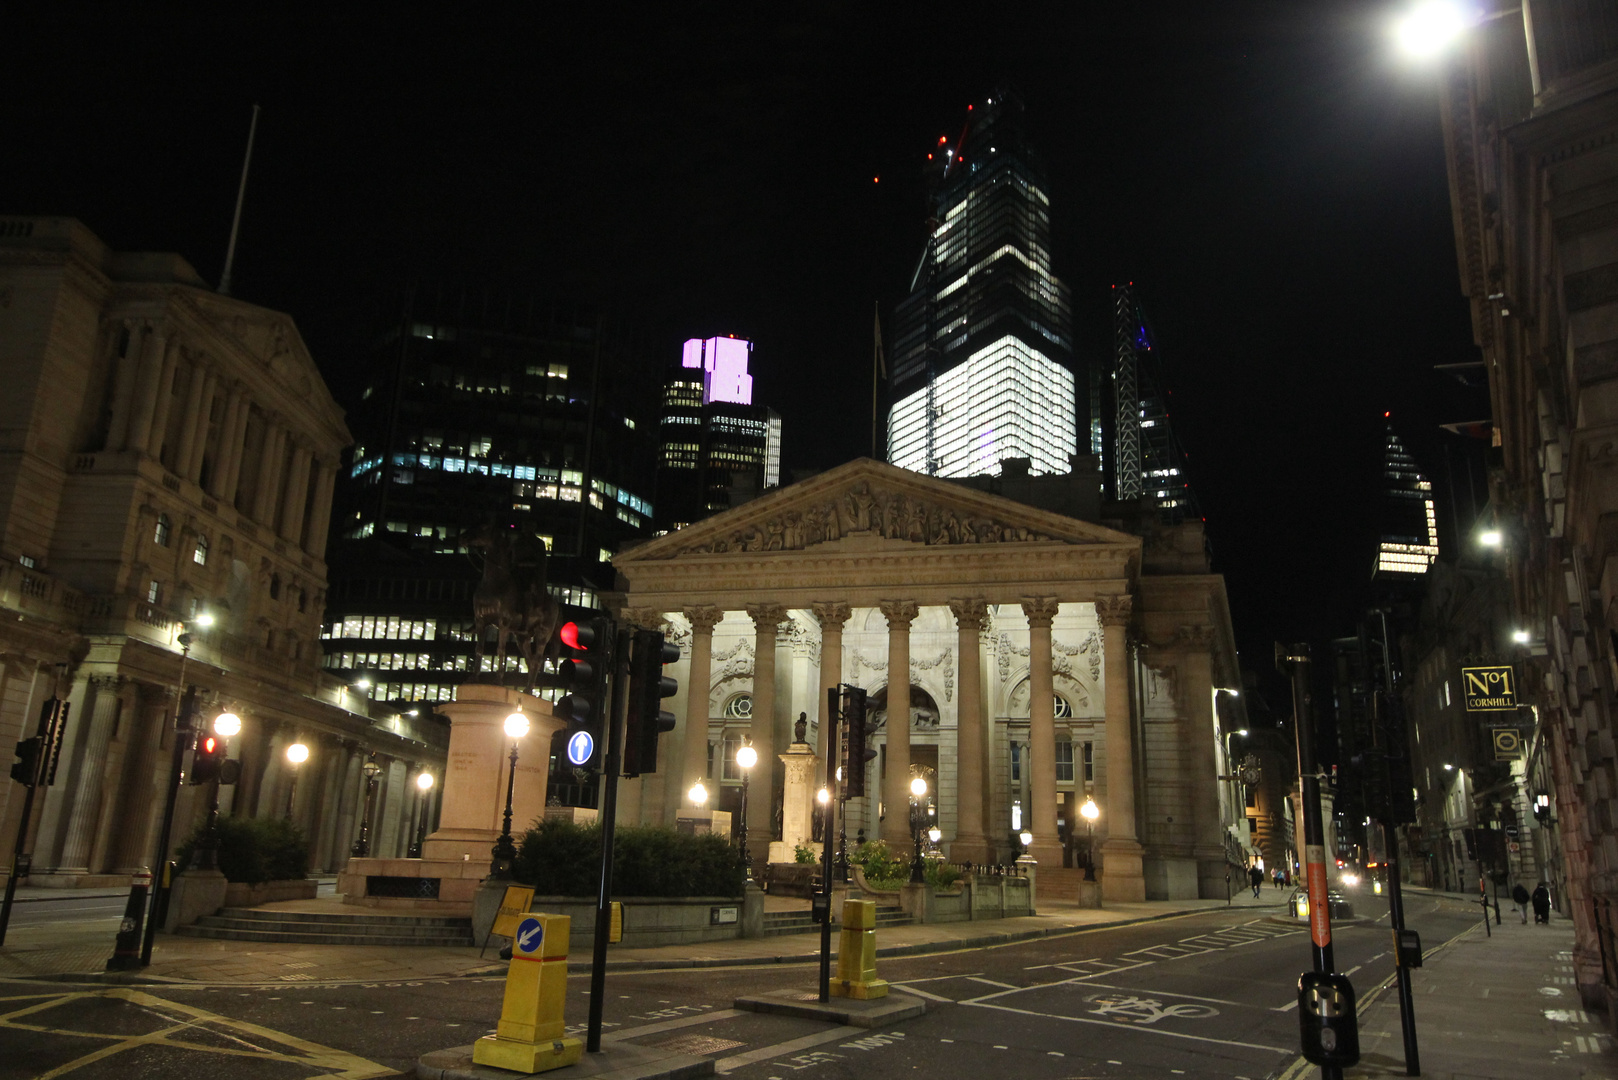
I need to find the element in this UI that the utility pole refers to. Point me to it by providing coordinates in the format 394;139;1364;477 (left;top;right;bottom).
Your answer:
1372;609;1421;1076
586;623;626;1053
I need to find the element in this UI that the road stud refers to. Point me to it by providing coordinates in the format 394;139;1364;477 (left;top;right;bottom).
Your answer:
830;898;888;999
472;913;584;1073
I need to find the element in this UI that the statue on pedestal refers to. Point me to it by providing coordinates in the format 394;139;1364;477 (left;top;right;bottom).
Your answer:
464;524;564;689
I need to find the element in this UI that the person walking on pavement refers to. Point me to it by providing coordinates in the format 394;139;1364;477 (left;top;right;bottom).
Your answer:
1511;883;1531;923
1249;864;1263;899
1532;882;1552;924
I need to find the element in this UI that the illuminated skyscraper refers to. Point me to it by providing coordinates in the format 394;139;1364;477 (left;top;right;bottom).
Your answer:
1375;417;1439;576
887;91;1085;478
1109;283;1196;520
656;336;782;530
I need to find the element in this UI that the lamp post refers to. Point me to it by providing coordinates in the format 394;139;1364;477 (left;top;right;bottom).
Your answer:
409;771;434;858
909;776;928;884
351;757;382;857
490;711;529;879
736;738;757;881
284;741;308;820
1019;829;1034;857
688;780;708;807
194;710;241;871
1080;796;1100;881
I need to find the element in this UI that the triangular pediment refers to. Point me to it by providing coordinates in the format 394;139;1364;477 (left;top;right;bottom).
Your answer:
618;458;1139;563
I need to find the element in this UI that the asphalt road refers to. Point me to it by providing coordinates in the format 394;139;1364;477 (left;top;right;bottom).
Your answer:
1;887;1482;1079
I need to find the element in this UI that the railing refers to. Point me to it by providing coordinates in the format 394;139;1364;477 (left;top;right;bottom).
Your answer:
949;861;1030;879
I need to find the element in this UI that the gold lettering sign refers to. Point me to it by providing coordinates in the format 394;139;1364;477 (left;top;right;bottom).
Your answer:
1493;728;1523;761
1461;666;1516;711
490;884;535;939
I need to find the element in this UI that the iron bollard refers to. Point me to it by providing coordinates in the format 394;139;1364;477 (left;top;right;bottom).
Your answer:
106;868;152;971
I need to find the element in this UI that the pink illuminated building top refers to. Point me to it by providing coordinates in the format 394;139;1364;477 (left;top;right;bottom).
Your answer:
681;336;754;405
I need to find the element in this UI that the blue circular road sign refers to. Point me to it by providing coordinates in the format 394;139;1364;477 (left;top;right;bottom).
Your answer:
514;916;544;955
566;730;594;767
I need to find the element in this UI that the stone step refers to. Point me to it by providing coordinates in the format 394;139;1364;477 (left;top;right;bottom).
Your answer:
176;923;473;947
215;907;470;927
196;916;467;937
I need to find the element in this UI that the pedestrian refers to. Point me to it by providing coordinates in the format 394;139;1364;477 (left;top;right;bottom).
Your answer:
1249;864;1263;899
1511;883;1530;924
1273;868;1283;890
1532;882;1552;924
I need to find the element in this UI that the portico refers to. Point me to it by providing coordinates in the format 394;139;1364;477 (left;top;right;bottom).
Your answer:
608;458;1241;903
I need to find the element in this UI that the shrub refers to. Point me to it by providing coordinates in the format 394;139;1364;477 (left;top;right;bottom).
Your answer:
175;816;310;885
514;818;745;898
851;840;961;891
793;843;817;864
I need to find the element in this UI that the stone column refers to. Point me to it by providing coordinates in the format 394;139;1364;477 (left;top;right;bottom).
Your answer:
209;386;243;497
1097;594;1144;902
1021;598;1062;867
333;744;363;861
58;677;123;873
145;340;181;462
681;607;722;805
303;458;337;557
312;738;345;871
744;604;787;866
106;320;145;451
280;442;313;543
878;600;917;846
811;602;850;763
220;397;253;504
174;362;209;480
184;369;217;482
1176;626;1226;898
125;325;165;453
88;679;142;873
949;598;990;863
110;684;163;872
252;423;287;526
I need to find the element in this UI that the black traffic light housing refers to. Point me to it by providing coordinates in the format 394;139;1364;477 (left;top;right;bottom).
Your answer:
9;737;40;787
841;685;876;799
556;618;609;770
190;732;226;785
13;697;70;788
624;629;680;778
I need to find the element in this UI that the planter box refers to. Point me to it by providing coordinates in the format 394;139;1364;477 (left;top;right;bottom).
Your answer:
223;878;318;907
528;895;752;948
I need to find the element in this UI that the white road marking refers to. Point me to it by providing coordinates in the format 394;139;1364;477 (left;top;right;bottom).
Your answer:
965;999;1290;1053
603;1008;743;1043
715;1026;862;1073
890;984;953;1003
1073;981;1247;1007
1343;966;1362;977
1271;999;1299;1013
966;977;1017;990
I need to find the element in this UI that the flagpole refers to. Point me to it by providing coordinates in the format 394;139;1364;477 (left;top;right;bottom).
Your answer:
219;103;261;296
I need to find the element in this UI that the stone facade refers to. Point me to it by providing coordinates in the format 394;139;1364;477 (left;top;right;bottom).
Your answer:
606;458;1246;902
0;217;445;887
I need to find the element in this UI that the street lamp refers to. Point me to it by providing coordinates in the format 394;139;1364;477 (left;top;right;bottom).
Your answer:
688;779;708;807
409;771;434;858
1019;829;1034;856
1392;0;1471;57
490;711;529;879
736;738;757;881
284;741;308;819
1080;796;1100;881
192;710;243;871
909;776;928;884
352;758;382;856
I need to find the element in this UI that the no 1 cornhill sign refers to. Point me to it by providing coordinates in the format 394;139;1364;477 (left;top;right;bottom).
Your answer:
1462;666;1517;712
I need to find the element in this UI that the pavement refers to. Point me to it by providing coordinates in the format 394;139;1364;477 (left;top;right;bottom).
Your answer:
2;880;1610;1079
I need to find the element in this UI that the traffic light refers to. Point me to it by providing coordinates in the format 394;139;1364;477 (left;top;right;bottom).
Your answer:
190;733;226;785
624;629;679;778
555;618;609;770
9;737;40;787
841;685;875;798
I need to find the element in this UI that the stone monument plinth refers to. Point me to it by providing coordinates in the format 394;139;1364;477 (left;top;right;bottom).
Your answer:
767;740;821;864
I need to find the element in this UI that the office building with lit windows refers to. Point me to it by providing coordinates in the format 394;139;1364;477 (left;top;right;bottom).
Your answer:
655;336;781;531
1374;417;1438;576
322;289;657;705
887;91;1086;479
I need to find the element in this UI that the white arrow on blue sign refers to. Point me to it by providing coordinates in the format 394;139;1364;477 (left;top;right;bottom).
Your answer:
566;730;594;767
515;916;544;955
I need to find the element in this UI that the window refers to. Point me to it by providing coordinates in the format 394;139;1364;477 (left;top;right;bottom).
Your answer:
723;694;753;720
1053;694;1072;719
1055;740;1074;783
269;573;281;600
297;590;307;614
154;514;171;547
193;535;208;566
1082;741;1094;782
147;580;163;604
18;554;36;569
1010;741;1022;782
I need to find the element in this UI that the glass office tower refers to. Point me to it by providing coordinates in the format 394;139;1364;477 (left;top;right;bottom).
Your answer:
1375;417;1439;576
887;91;1081;478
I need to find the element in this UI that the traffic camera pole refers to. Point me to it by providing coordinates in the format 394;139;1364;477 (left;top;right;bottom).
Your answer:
819;686;840;1002
586;624;627;1054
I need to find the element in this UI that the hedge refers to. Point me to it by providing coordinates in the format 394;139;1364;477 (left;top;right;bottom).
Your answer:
175;816;310;885
514;818;745;898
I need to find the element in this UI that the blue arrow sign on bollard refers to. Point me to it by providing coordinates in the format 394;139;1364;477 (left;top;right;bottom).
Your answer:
515;916;544;956
566;730;594;767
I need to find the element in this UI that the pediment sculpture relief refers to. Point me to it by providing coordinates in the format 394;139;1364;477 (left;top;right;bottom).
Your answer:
674;480;1053;555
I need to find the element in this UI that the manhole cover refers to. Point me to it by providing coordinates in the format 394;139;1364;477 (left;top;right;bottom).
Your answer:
650;1034;747;1056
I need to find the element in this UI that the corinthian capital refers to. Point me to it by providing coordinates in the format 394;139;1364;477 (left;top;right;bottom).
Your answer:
811;601;852;632
1095;594;1134;627
1175;624;1216;649
683;605;724;634
620;607;668;631
878;599;919;631
1020;597;1060;629
948;597;988;632
746;603;789;635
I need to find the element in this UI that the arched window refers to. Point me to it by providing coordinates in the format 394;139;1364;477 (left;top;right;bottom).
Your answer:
1054;694;1072;719
723;694;753;720
154;514;171;547
193;534;209;566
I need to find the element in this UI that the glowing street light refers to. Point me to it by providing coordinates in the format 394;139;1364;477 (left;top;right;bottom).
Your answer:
213;712;241;738
689;779;708;807
284;741;309;818
1080;796;1101;881
1512;629;1531;644
1392;1;1471;58
491;713;529;879
410;771;435;857
1479;529;1503;547
736;739;757;881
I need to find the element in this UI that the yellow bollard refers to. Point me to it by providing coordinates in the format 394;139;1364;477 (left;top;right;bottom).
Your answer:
830;899;888;1000
472;913;584;1073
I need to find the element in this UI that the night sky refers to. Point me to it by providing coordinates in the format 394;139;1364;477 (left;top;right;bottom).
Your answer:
3;4;1487;698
